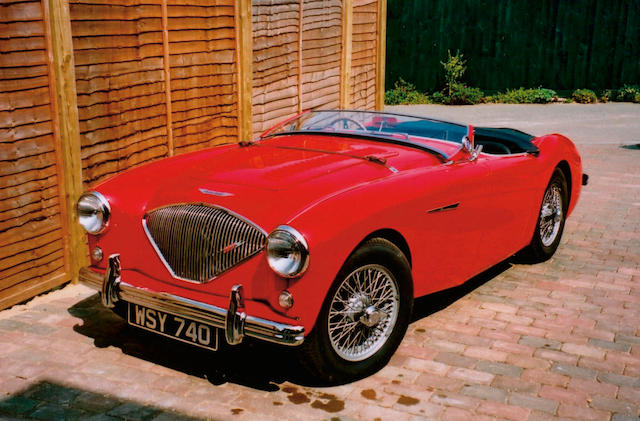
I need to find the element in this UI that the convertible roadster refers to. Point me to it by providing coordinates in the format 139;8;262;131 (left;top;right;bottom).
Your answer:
77;110;586;381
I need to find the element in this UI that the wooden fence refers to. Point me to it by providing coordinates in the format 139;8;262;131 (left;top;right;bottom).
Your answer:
0;0;386;310
387;0;640;92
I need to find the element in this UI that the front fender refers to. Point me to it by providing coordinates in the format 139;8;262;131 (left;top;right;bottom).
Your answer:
281;169;432;333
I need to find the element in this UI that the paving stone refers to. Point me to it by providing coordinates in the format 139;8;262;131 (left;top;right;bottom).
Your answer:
507;393;558;414
615;334;640;345
30;404;88;421
433;352;478;369
460;384;506;402
589;396;638;416
476;361;523;378
0;396;38;415
588;337;631;352
557;403;610;421
597;372;640;388
518;336;562;350
476;400;530;421
550;362;596;380
612;414;640;421
107;402;162;421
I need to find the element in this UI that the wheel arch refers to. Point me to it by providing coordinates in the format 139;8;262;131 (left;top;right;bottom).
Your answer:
360;228;412;268
556;160;572;209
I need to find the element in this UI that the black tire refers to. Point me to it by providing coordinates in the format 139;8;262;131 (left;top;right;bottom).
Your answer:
298;238;413;384
520;167;569;263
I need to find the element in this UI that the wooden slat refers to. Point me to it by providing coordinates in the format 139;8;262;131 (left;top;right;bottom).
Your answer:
0;270;67;311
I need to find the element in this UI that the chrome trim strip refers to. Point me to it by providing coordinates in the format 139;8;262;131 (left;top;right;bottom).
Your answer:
78;266;305;346
199;188;234;197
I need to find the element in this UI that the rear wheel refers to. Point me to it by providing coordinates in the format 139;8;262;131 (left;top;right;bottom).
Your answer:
299;238;413;383
521;168;568;262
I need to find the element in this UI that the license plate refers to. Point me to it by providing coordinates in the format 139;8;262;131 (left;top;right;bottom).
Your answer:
127;303;218;351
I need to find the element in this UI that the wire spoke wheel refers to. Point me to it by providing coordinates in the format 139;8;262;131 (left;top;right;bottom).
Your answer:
539;183;563;247
328;264;400;361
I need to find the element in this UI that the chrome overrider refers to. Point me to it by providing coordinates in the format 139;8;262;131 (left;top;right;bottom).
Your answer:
79;254;305;346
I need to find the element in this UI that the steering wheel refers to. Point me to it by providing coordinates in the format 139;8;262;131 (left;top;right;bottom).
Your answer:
327;117;367;131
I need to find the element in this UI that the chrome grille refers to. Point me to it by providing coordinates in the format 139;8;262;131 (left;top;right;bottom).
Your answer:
144;204;266;283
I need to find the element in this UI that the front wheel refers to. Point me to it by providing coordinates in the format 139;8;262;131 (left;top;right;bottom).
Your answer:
520;167;569;262
299;238;413;384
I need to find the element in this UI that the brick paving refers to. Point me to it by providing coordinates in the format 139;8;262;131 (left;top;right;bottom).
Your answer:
1;104;639;420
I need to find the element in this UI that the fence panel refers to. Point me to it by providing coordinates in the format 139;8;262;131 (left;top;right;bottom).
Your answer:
0;0;68;309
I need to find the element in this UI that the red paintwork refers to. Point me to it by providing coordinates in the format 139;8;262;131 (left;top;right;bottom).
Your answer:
87;118;584;333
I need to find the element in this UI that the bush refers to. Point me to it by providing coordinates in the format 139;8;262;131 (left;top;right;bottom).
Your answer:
447;83;484;105
487;87;557;104
430;91;446;104
600;89;614;103
571;89;597;103
615;85;640;103
385;78;430;105
441;50;466;97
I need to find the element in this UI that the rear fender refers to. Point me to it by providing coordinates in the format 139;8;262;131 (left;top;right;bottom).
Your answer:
532;134;583;217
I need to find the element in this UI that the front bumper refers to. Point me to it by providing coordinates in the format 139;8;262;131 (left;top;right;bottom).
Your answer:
79;255;304;346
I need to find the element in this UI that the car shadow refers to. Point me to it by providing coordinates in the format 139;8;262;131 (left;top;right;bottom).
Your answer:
69;294;300;391
69;260;513;389
411;260;512;322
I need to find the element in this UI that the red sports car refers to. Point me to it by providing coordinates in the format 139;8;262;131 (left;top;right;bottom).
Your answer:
77;110;587;382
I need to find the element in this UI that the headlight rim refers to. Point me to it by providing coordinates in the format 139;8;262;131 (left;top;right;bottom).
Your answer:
266;225;309;278
77;191;111;235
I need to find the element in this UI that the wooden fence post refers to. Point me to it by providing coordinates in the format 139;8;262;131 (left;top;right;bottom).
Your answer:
340;0;353;109
297;0;304;114
160;0;174;156
235;0;253;140
375;0;387;110
45;0;85;282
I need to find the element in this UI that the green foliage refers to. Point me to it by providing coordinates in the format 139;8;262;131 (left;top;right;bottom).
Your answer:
446;83;485;105
600;89;614;103
441;50;466;97
571;89;597;103
598;85;640;103
486;87;557;104
384;78;430;105
430;91;446;104
615;85;640;103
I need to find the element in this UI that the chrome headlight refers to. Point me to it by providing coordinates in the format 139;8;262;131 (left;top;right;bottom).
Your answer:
77;191;110;234
266;225;309;278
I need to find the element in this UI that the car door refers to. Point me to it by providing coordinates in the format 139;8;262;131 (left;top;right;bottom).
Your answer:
410;157;492;296
475;153;540;265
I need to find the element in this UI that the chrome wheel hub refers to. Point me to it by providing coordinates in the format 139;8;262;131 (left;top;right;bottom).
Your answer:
328;264;400;361
540;185;563;247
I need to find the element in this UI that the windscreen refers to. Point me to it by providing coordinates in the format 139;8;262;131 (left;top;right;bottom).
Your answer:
262;110;468;144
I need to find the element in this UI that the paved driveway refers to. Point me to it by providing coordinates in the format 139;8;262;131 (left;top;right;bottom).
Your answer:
1;104;639;420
